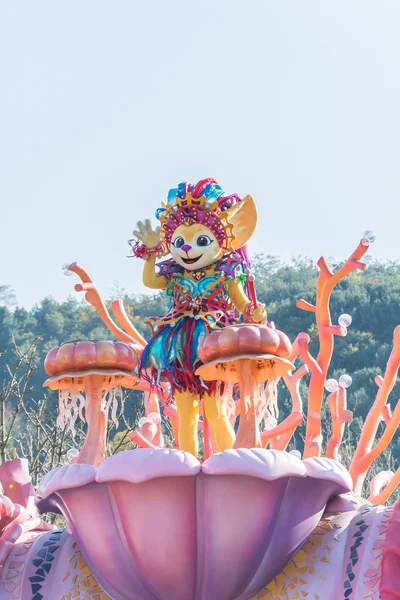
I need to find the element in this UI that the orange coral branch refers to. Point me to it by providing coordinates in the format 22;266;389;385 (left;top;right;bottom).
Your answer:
285;364;308;412
368;468;400;505
375;374;397;397
303;240;369;459
316;256;331;278
382;404;392;425
68;263;137;345
297;334;322;375
375;377;393;424
325;325;347;337
68;262;92;284
349;326;400;494
326;387;353;460
328;389;339;420
288;334;302;363
296;299;316;313
329;242;368;286
112;300;147;347
367;400;400;463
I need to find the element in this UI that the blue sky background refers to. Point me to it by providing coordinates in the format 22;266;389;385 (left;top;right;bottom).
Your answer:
1;1;399;307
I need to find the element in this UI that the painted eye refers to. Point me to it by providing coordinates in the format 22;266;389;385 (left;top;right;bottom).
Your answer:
196;235;212;247
172;236;185;248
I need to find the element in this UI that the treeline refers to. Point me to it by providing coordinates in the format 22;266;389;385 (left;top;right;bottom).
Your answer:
0;256;399;497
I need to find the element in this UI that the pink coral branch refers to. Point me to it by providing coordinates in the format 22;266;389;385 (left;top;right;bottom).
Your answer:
368;468;400;505
163;404;180;449
264;364;307;451
262;412;303;446
128;430;159;449
144;392;164;447
288;334;301;363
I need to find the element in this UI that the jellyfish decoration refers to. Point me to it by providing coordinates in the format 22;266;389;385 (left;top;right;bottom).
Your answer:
44;340;138;467
196;324;293;449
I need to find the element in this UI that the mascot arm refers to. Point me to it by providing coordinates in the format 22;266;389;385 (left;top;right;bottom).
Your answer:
227;278;267;323
143;256;169;290
227;278;253;313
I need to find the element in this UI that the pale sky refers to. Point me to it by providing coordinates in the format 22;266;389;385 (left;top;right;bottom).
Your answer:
1;1;400;308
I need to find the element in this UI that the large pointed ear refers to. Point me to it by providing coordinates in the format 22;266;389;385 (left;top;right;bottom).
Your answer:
223;195;258;250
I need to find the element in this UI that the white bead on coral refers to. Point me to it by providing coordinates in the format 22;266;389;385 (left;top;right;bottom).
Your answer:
339;374;352;388
325;379;339;393
67;448;79;462
361;230;376;246
338;314;352;328
147;412;161;424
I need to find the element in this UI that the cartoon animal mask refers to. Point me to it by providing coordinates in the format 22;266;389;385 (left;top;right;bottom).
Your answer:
157;178;258;270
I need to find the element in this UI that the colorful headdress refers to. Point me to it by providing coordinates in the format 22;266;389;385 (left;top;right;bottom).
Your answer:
156;178;257;252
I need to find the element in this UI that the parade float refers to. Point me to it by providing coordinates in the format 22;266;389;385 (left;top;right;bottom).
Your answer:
0;178;398;600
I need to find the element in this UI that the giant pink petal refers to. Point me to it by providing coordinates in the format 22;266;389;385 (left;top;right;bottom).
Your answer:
36;448;351;600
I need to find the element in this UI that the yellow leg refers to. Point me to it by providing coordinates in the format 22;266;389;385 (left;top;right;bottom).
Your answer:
204;393;236;452
174;391;200;457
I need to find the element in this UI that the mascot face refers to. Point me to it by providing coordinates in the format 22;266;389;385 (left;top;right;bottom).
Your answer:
170;223;224;271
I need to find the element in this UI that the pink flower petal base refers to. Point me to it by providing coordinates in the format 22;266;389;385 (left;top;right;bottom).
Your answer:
35;448;351;600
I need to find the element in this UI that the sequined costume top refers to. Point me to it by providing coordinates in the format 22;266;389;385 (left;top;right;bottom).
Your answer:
146;253;244;332
139;252;245;395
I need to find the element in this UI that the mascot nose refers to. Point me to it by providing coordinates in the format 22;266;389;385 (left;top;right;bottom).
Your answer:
181;244;192;253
